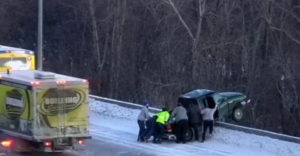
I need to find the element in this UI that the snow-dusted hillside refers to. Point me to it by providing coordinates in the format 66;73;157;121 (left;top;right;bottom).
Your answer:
89;99;300;156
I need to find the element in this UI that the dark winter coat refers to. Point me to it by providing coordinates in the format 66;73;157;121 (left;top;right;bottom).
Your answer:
187;104;202;124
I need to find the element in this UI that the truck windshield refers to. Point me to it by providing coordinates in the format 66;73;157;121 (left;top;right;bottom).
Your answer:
0;57;30;70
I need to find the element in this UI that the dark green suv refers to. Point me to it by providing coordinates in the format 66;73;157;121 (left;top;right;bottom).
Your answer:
178;89;250;122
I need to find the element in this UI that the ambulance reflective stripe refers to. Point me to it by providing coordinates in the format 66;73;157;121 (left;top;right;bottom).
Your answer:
6;97;23;107
45;94;80;105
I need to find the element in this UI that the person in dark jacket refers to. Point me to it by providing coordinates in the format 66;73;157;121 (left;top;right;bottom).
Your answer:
137;101;151;142
171;103;189;143
144;115;157;142
187;103;202;141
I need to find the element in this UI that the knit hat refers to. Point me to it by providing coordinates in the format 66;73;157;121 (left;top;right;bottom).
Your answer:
143;101;149;107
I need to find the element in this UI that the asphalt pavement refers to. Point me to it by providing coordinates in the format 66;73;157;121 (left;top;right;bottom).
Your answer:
0;138;155;156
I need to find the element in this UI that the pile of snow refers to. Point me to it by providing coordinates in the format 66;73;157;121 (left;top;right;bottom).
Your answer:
90;99;139;120
89;99;300;156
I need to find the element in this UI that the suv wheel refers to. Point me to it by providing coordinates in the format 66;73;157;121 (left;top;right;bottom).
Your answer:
184;128;193;142
232;107;243;122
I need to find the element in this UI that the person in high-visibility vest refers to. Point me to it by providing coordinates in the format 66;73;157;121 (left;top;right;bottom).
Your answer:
153;108;170;144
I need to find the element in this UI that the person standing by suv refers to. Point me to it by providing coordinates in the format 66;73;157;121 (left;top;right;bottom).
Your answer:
171;103;189;143
201;97;217;142
187;103;202;141
137;101;151;142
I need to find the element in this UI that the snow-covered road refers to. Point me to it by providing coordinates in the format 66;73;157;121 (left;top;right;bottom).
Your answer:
89;99;300;156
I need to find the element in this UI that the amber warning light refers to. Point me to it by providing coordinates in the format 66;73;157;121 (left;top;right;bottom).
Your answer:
30;81;41;86
82;79;88;84
56;80;67;85
1;139;13;148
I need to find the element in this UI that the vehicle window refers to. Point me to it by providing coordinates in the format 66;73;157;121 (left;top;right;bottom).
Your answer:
202;98;208;108
178;97;197;109
211;93;224;105
0;57;29;70
198;99;205;109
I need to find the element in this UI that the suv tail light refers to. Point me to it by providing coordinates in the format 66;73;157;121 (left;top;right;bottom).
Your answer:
78;139;84;145
167;125;172;132
44;141;52;147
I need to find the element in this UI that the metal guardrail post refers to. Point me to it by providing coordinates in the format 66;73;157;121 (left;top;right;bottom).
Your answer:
37;0;43;70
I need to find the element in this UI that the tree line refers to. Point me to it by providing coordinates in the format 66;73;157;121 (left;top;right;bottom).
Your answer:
0;0;299;136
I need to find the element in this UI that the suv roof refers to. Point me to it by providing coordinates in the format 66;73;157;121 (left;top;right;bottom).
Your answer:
180;89;214;99
0;70;86;86
218;92;244;98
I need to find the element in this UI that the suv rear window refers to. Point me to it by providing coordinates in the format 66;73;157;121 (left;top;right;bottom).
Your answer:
178;97;197;109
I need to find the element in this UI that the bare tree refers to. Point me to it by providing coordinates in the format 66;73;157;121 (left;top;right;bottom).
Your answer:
166;0;207;84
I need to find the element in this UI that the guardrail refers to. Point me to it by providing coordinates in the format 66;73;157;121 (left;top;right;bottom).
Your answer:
89;95;300;144
215;122;300;144
89;95;161;113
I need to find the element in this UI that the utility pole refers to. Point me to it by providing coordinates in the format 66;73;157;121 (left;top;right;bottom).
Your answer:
37;0;43;70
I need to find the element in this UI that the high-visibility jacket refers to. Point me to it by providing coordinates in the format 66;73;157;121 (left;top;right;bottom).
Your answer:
156;111;170;125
